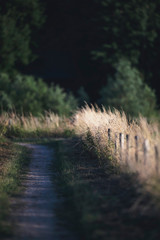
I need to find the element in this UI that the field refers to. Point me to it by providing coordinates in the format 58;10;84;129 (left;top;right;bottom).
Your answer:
0;105;160;239
1;105;159;179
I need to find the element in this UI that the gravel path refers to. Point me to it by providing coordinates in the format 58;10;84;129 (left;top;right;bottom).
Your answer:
8;143;76;240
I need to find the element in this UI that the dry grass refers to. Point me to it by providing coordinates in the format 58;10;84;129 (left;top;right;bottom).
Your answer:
0;112;72;137
1;106;160;180
73;105;160;180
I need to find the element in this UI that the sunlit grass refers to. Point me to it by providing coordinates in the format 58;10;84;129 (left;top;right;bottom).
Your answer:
1;106;160;181
0;112;74;138
73;105;160;180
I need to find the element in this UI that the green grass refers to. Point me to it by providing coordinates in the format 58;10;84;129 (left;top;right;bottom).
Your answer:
52;139;102;239
0;141;30;236
52;138;160;240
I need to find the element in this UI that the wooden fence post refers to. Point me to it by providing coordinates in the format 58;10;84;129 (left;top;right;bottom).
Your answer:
114;133;118;154
119;133;124;161
8;119;12;128
126;134;129;164
155;146;159;175
135;136;139;162
143;139;150;165
108;128;111;142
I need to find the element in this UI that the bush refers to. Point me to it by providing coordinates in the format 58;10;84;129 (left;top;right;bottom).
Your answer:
0;73;78;116
99;58;157;118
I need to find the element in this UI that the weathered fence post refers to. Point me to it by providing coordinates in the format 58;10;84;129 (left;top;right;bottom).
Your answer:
155;146;159;175
108;128;111;142
8;119;12;128
126;134;129;164
135;136;139;162
119;133;124;161
114;133;118;154
143;139;150;165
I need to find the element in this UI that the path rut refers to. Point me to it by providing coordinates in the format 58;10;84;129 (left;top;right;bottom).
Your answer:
8;143;76;240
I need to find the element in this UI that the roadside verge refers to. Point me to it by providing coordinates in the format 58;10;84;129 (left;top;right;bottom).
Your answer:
53;138;160;240
0;140;30;236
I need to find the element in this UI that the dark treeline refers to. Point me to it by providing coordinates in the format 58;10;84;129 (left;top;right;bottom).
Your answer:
0;0;77;116
23;0;104;100
0;0;45;72
0;0;160;117
26;0;160;103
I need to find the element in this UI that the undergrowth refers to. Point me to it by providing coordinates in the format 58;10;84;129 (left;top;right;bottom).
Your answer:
0;140;30;236
0;106;160;239
53;139;160;240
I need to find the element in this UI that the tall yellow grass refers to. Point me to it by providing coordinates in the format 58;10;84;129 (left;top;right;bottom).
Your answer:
0;112;67;135
73;105;160;179
1;106;160;180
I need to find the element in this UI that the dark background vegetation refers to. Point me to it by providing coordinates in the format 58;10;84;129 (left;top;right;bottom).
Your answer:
0;0;160;117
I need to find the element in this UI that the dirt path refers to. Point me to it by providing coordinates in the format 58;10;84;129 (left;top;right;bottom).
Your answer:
8;143;76;240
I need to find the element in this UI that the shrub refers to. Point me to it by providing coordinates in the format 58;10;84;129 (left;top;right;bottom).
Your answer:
0;73;78;116
99;58;157;118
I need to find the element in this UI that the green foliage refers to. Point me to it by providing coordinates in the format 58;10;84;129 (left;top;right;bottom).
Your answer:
92;0;160;64
0;0;45;72
99;58;157;117
0;73;78;116
92;0;160;89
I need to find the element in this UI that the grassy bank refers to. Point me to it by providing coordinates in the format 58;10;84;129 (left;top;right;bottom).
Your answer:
53;138;160;240
0;106;160;239
1;107;160;193
0;112;74;139
73;105;160;180
0;139;30;236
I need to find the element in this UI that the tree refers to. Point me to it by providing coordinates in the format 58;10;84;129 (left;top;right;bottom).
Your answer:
99;58;157;118
0;0;45;72
92;0;160;85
